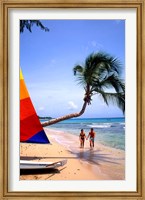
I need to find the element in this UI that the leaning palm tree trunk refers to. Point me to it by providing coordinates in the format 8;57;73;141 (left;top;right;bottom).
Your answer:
41;100;88;127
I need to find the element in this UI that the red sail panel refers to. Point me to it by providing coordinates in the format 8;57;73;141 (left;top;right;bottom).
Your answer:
20;114;44;141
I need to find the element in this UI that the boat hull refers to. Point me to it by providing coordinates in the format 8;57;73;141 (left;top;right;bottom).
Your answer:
20;159;67;169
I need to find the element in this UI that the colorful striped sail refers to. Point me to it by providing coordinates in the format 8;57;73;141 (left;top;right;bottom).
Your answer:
20;69;50;143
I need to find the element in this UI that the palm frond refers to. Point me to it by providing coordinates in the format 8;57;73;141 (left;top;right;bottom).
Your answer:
97;90;125;113
73;65;84;75
92;75;125;93
30;20;49;32
83;52;122;84
95;52;122;75
20;20;49;33
73;51;125;114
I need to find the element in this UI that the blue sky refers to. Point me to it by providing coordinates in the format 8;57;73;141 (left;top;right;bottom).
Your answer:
20;20;125;118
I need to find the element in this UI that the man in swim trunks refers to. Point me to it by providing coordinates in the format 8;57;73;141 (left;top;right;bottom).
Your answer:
87;128;96;149
79;129;86;148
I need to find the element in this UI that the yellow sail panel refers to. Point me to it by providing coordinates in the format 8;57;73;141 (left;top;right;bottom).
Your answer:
20;69;24;80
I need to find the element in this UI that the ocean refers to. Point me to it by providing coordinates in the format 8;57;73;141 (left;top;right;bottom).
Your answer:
41;118;125;151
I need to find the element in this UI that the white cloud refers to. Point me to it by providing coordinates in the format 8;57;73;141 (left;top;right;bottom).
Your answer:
91;40;97;47
83;41;104;53
68;101;78;110
38;106;45;111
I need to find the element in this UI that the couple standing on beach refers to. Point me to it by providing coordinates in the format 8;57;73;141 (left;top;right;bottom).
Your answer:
79;128;96;149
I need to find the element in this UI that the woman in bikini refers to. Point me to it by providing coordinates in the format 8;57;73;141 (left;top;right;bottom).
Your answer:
79;129;86;148
87;128;96;149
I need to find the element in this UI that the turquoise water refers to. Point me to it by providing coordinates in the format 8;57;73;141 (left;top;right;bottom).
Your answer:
41;118;125;150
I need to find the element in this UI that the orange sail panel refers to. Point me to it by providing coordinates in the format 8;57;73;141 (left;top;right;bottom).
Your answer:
20;70;50;143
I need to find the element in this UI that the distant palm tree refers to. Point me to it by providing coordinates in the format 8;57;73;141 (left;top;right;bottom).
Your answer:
42;52;125;127
20;20;49;33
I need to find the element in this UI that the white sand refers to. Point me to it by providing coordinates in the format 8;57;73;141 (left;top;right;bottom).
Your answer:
20;128;125;180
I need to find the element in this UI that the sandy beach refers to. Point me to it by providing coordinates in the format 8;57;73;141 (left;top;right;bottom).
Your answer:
20;128;125;180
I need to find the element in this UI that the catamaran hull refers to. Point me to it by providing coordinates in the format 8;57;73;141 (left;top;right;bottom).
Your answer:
20;159;67;169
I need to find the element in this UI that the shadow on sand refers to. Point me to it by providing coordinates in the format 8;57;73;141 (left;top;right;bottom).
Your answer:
69;148;123;166
20;167;66;175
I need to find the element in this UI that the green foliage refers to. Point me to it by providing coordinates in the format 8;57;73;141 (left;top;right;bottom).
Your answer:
73;52;125;113
20;20;49;33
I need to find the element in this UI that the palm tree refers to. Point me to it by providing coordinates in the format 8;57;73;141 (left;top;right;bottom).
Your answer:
20;20;49;33
42;52;125;127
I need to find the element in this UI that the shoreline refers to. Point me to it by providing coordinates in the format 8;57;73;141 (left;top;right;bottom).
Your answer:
20;128;125;180
46;127;125;152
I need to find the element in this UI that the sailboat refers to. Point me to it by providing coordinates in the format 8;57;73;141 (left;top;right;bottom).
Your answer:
20;69;67;169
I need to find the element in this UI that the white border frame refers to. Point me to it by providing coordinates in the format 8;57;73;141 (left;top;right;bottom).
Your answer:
8;8;136;192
